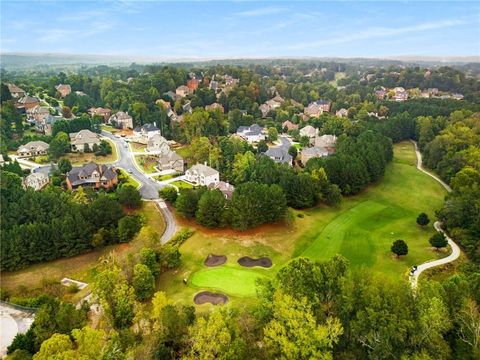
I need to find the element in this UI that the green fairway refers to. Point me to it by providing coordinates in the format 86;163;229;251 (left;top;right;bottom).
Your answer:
159;141;449;303
190;266;268;297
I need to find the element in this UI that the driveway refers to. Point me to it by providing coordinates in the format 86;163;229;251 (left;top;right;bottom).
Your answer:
409;140;460;287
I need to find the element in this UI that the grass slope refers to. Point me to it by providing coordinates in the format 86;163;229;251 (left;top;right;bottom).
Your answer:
158;141;449;304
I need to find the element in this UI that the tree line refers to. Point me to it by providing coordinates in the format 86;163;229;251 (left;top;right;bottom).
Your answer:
0;172;142;271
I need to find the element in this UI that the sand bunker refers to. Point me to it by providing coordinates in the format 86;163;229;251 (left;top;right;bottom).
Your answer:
194;291;229;305
204;254;227;267
237;256;272;268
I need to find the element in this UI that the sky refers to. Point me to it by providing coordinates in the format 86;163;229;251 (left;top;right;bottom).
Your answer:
1;1;479;59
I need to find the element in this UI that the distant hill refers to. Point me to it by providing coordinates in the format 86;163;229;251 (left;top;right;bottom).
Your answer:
1;52;478;72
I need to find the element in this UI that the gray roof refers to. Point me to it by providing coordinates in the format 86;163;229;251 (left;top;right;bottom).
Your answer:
188;163;219;177
18;141;49;152
67;162;117;187
141;123;160;132
264;147;292;164
69;129;100;145
237;123;263;136
302;146;328;157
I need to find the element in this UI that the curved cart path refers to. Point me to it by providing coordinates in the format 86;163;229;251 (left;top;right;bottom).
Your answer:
410;141;460;287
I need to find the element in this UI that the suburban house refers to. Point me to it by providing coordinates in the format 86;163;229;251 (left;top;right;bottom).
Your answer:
56;84;71;98
209;80;218;91
16;95;40;111
69;129;101;152
24;172;49;191
164;91;182;102
36;114;62;136
236;124;265;143
176;85;192;98
452;93;464;100
88;107;112;122
264;147;293;165
314;134;337;149
109;111;133;129
393;87;408;101
301;146;329;164
26;105;50;122
17;141;49;157
185;163;219;186
156;99;171;110
157;150;184;173
182;101;192;114
375;87;387;100
336;108;348;117
259;104;271;118
147;134;170;153
282;120;298;132
133;123;161;141
187;78;200;91
66;162;118;190
299;125;318;140
304;99;331;117
7;83;26;98
205;103;224;113
208;181;235;199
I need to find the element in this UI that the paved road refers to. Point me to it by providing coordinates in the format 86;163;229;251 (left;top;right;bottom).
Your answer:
409;140;460;287
101;131;163;199
279;135;292;150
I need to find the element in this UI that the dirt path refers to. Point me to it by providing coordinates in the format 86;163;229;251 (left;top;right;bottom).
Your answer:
409;141;460;287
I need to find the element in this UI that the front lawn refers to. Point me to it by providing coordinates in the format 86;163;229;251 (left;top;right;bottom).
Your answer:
170;180;194;189
134;155;158;174
158;141;449;305
63;139;118;166
118;168;141;188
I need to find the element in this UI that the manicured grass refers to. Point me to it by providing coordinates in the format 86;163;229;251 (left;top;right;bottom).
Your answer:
101;124;120;134
171;180;193;189
118;168;141;188
2;201;166;295
64;139;118;166
129;142;146;153
134;155;158;174
190;266;268;297
158;141;449;305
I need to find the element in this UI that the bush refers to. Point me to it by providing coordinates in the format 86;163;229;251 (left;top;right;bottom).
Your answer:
159;186;178;204
66;283;79;293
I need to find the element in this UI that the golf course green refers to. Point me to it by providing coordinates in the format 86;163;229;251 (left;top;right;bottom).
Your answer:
190;266;268;297
159;142;449;302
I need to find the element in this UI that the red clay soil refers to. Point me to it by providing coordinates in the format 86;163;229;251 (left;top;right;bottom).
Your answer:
174;214;289;237
194;291;229;305
238;256;272;268
204;254;227;267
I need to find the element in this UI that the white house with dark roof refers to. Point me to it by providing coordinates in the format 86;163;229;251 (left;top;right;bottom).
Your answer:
236;124;265;143
133;123;161;142
185;163;219;186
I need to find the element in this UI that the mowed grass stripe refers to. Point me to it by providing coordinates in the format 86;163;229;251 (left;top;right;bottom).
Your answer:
302;200;386;262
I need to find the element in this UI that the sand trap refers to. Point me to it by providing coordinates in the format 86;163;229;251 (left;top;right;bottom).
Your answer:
238;256;272;268
193;291;228;305
204;254;227;267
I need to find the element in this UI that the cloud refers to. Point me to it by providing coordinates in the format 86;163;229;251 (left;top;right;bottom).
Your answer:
234;6;286;17
37;21;115;43
287;19;469;50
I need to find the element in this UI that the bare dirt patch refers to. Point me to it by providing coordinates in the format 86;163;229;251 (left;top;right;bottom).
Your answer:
193;291;228;305
238;256;272;268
